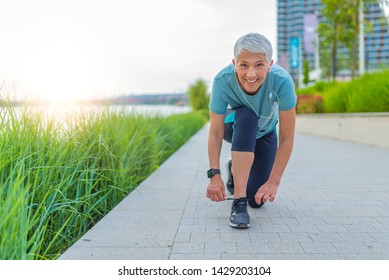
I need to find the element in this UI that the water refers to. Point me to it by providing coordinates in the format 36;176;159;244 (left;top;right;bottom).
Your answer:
111;104;192;116
6;103;192;117
0;104;193;131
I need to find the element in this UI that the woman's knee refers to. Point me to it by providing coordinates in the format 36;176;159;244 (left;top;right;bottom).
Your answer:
235;107;258;128
229;108;258;151
248;199;264;208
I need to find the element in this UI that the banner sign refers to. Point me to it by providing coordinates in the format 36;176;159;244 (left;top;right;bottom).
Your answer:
289;37;300;69
303;14;318;54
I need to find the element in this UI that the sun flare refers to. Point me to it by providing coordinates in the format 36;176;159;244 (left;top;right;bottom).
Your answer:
19;39;95;106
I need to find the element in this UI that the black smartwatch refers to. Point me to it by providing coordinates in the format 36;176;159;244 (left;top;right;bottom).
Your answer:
207;168;221;178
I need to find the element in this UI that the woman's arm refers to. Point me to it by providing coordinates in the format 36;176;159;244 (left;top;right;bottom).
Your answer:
206;111;227;202
254;107;296;204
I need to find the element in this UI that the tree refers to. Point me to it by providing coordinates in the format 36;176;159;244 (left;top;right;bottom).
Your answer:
318;0;351;80
347;0;381;78
319;0;387;79
187;79;209;111
303;60;310;86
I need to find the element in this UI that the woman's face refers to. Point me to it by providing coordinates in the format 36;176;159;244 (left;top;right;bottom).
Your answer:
233;51;273;94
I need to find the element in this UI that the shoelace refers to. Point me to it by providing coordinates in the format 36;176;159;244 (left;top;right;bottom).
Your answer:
226;196;255;201
233;199;247;213
227;196;264;206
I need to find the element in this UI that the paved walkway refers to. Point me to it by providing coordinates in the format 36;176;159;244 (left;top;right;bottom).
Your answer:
60;123;389;260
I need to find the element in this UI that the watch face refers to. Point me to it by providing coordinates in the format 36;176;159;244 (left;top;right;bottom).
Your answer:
207;168;220;178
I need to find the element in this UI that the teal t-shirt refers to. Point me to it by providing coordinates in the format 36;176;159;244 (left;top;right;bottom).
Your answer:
209;64;296;138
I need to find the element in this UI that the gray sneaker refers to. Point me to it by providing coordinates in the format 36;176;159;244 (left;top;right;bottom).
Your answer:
226;159;234;194
229;198;250;229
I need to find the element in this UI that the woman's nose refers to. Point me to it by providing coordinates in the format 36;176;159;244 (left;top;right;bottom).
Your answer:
247;67;256;77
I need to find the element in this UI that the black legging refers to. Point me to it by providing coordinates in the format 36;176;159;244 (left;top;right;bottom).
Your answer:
224;107;278;208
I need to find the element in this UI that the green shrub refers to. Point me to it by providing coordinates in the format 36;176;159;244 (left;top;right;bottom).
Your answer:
297;70;389;113
323;70;389;113
296;81;338;96
323;82;350;113
346;71;389;112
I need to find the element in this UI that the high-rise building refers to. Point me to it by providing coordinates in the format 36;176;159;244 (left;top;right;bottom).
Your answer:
277;0;389;85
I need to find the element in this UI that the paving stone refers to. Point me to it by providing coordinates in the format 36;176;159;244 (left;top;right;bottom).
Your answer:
205;224;235;233
249;232;281;243
325;254;365;260
174;232;191;243
193;217;220;225
300;243;339;254
288;224;320;233
204;242;237;254
220;232;251;243
260;224;291;233
344;224;378;233
236;242;270;254
252;217;275;225
278;232;314;242
308;232;344;243
365;243;389;254
322;217;352;224
270;217;300;225
64;209;182;248
171;243;204;254
371;223;389;232
332;242;374;254
302;210;332;218
59;246;171;260
255;254;293;260
315;224;349;233
190;232;220;243
360;254;389;260
296;217;326;225
288;254;327;260
221;254;257;260
169;254;221;260
267;242;304;254
180;217;195;225
338;232;378;243
368;232;389;243
349;217;382;224
178;225;206;233
277;210;307;217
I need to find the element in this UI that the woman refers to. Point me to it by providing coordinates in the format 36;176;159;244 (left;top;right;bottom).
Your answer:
206;32;296;229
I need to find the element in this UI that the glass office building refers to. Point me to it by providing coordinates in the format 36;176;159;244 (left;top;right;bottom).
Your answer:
277;0;389;84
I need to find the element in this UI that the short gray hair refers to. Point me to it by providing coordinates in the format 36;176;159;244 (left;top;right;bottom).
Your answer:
233;33;273;63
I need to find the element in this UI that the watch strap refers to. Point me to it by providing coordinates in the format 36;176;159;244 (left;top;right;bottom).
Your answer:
207;168;221;178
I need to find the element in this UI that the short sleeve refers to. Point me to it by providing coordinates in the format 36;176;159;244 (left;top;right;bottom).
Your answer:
209;79;228;115
278;75;297;111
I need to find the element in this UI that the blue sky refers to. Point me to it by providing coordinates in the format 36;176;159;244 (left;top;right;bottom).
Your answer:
0;0;276;102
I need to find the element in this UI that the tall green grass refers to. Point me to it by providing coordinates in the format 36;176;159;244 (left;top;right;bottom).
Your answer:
0;105;206;259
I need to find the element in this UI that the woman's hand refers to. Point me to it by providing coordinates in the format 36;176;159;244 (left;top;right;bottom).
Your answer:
206;175;227;202
254;180;279;204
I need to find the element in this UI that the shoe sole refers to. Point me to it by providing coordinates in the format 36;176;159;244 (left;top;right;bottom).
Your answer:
229;221;250;229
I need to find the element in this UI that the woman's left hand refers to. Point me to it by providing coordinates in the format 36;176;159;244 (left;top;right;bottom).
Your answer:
254;180;279;205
